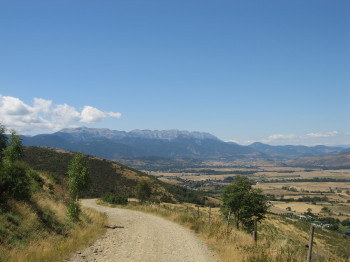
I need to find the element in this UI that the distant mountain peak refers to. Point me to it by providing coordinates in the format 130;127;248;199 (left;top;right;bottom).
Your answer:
128;129;219;140
55;127;219;141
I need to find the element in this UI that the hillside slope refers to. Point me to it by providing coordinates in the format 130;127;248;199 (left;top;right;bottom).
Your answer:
22;146;207;204
0;159;106;262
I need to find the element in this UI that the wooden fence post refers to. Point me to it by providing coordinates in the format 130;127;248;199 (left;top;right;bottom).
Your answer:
307;225;315;262
208;206;212;224
197;206;200;217
252;219;257;244
226;208;232;234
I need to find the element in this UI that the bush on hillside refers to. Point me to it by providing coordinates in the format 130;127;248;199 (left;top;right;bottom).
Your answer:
136;180;152;203
341;218;350;226
0;129;32;200
67;201;81;222
101;192;128;205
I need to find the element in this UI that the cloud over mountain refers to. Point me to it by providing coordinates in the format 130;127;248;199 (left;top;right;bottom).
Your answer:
0;95;122;134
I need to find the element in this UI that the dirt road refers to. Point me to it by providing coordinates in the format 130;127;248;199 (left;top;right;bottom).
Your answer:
66;199;218;262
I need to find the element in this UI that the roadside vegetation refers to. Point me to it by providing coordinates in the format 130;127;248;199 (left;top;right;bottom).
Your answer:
0;124;107;262
101;200;350;262
100;176;350;261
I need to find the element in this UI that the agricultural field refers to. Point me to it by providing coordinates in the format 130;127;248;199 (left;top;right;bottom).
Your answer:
144;161;350;223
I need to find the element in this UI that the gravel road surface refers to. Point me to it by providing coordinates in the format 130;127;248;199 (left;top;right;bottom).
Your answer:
66;199;218;262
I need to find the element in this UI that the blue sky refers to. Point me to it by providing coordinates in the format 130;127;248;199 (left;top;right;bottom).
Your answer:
0;0;349;145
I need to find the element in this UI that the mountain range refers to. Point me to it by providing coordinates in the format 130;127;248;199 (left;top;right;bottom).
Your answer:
286;149;350;168
22;127;347;162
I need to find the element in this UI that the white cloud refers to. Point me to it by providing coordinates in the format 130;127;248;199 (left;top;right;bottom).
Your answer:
230;131;350;146
253;132;349;146
225;139;240;144
51;104;81;123
306;131;339;138
0;95;31;115
264;134;297;142
33;98;52;114
0;95;122;135
80;106;122;123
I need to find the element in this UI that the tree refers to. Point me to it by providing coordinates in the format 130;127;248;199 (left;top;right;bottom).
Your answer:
341;218;350;226
136;180;152;203
0;124;7;161
67;153;91;220
221;176;268;231
3;130;23;163
305;208;314;217
0;130;30;200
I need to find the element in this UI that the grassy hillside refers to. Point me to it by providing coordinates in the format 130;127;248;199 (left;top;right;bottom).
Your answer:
22;146;207;204
0;165;106;262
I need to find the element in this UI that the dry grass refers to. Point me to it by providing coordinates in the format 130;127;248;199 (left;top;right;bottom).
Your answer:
115;202;350;262
1;205;106;262
272;201;324;213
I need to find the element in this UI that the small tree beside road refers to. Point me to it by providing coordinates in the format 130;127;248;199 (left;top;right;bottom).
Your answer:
221;176;268;231
67;153;91;221
136;180;152;203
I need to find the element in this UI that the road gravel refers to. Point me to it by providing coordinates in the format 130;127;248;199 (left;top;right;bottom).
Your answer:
66;199;218;262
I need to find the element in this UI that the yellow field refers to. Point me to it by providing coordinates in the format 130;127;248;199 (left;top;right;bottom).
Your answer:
271;201;324;214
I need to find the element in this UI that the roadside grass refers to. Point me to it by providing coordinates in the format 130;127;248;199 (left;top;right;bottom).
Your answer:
0;201;107;262
101;200;350;262
0;169;108;262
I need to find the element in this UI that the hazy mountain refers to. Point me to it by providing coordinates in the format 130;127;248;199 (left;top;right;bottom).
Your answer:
22;135;147;159
286;150;350;168
248;142;344;160
22;127;346;161
56;127;219;141
23;127;261;160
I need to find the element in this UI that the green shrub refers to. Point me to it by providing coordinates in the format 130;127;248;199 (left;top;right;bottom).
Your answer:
101;192;128;205
67;201;81;222
5;212;20;226
136;180;152;203
341;218;350;226
0;163;31;200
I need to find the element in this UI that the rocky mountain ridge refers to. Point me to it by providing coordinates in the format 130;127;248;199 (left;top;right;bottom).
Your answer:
57;127;219;141
22;127;348;162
